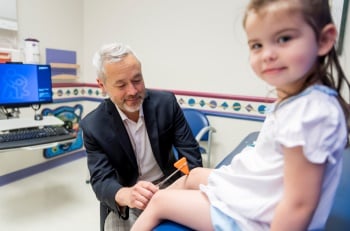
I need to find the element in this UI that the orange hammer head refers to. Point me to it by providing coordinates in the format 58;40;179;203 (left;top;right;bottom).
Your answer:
174;157;189;175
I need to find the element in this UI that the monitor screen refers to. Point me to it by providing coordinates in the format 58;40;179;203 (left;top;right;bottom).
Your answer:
0;63;53;108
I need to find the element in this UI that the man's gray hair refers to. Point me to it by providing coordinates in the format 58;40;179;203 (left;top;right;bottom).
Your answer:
92;42;138;80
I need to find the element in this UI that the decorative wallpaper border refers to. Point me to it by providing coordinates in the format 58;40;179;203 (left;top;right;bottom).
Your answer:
52;83;275;122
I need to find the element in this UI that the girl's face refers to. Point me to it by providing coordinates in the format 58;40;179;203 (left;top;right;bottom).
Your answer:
245;4;320;98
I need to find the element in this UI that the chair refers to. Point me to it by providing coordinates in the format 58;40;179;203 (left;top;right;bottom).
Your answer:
154;131;350;231
215;131;259;167
154;132;257;231
182;108;216;167
323;147;350;230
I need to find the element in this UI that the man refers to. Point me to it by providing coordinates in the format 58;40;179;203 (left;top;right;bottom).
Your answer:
80;42;203;231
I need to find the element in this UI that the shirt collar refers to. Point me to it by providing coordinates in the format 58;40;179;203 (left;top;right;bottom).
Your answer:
115;105;144;122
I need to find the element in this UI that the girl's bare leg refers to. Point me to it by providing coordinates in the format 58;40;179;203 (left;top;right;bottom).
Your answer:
168;167;213;189
131;188;214;231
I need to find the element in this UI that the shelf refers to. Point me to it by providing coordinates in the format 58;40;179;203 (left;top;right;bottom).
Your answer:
52;74;79;80
50;62;80;69
50;62;80;80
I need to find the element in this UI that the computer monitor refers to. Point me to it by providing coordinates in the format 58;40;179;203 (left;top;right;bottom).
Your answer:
0;63;53;108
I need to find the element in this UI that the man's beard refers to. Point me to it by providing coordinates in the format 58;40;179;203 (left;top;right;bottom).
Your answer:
122;96;144;113
123;102;142;113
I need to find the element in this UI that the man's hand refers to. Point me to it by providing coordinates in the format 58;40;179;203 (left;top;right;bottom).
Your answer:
115;181;159;210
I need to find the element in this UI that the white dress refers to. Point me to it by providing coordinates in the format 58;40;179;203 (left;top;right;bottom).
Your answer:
201;85;347;231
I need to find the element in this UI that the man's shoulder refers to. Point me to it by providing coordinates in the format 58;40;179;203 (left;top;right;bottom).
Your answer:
143;89;179;115
146;89;175;100
81;99;109;124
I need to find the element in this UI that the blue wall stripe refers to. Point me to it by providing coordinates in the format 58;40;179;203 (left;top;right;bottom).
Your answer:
203;110;265;122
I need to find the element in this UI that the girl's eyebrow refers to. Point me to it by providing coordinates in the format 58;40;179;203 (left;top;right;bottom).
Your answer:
247;39;259;44
247;27;298;44
274;27;299;35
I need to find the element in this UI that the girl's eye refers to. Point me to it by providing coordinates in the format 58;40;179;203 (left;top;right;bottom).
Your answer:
277;35;292;44
250;43;262;50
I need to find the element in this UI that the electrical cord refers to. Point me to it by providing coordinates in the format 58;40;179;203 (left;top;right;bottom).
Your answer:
31;104;43;120
0;106;12;119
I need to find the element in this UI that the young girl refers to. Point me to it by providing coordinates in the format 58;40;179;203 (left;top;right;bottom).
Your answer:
131;0;350;230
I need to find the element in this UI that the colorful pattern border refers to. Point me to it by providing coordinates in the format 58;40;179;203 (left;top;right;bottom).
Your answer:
52;83;275;121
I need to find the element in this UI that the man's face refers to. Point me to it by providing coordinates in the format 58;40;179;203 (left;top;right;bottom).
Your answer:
97;54;146;115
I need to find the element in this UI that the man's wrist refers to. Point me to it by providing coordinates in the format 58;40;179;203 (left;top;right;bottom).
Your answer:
115;187;129;207
115;188;130;220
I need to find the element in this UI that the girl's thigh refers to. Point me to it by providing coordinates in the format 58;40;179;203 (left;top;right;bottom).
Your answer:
154;189;214;231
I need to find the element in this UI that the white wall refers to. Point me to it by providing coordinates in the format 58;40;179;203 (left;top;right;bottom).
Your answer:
17;0;84;76
83;0;269;96
83;0;350;98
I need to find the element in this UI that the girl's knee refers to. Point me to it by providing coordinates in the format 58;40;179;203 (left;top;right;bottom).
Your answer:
149;190;165;206
186;167;207;189
189;167;203;177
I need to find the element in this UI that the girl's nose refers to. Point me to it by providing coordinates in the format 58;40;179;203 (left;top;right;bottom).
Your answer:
262;46;277;62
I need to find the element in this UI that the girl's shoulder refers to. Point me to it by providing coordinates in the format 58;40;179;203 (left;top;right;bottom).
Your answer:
274;85;340;113
271;85;347;162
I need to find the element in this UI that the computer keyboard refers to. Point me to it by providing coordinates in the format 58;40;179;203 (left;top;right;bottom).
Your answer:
0;126;76;150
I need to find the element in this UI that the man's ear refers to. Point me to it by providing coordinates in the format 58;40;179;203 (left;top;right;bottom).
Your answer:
96;78;107;94
318;23;337;56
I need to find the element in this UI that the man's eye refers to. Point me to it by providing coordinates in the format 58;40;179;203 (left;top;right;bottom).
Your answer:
116;84;125;89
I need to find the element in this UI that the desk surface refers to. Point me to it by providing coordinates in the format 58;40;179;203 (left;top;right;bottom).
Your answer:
0;116;64;131
0;116;74;152
0;136;76;152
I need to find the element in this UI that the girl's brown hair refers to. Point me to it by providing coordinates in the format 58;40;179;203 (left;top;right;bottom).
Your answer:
244;0;350;137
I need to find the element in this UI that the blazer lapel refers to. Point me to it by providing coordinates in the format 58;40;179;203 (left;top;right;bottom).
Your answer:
105;99;138;168
142;93;161;163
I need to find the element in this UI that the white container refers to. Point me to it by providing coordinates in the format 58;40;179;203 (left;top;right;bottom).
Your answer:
24;38;40;64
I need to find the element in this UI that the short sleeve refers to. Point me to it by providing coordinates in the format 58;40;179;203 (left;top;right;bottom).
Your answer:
274;92;347;164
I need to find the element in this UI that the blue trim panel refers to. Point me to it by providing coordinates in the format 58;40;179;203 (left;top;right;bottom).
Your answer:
203;110;265;122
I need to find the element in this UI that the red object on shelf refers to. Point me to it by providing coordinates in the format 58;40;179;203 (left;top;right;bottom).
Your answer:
0;52;11;63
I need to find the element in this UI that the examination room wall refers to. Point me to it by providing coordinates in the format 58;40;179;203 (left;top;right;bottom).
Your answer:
83;0;350;96
1;0;350;189
1;1;350;229
82;0;350;163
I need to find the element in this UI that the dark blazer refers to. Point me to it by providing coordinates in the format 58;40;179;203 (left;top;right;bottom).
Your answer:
80;89;202;230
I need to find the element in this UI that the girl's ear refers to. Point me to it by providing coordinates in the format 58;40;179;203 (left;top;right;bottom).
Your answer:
318;23;337;56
